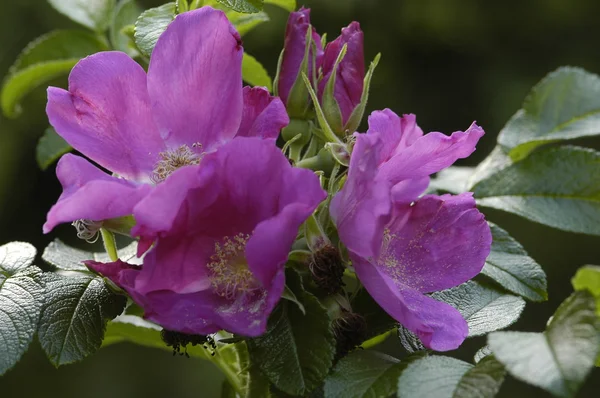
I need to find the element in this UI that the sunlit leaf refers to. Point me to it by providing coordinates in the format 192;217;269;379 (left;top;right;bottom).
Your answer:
498;67;600;161
473;146;600;236
489;291;600;397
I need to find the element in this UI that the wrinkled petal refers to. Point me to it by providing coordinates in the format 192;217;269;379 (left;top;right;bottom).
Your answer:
353;255;468;351
331;133;391;259
366;111;423;163
278;7;323;105
391;177;430;204
134;235;214;295
86;259;219;335
319;22;365;124
46;52;164;181
132;165;218;239
236;86;289;139
378;121;485;184
147;7;243;150
130;137;324;336
383;193;491;293
44;154;151;233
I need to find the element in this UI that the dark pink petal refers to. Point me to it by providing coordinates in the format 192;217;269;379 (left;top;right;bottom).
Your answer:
46;52;164;181
378;122;485;184
43;154;151;233
330;133;392;259
319;22;365;124
278;7;323;105
147;7;243;150
353;255;468;351
384;193;491;293
236;86;289;139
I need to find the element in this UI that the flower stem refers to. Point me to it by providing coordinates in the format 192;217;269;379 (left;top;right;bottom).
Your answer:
212;352;244;394
101;229;119;262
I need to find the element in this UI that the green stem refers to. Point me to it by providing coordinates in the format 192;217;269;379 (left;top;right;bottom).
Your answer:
101;229;119;262
212;353;244;394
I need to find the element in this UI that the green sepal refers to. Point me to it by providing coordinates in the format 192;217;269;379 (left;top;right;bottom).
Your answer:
343;53;381;134
285;26;315;118
302;73;343;144
325;142;350;167
304;214;330;252
321;43;348;135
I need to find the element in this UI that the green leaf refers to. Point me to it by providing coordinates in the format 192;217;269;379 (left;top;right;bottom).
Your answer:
474;345;492;364
2;60;78;118
1;30;107;118
110;0;142;56
482;223;547;301
247;291;336;396
467;146;513;189
48;0;116;32
134;3;176;57
397;355;506;398
38;272;127;366
498;67;600;161
0;242;44;375
36;127;72;170
428;166;475;194
324;351;424;398
488;291;600;397
242;53;273;91
571;265;600;316
473;146;600;236
227;11;269;36
264;0;296;12
103;314;211;359
216;0;264;13
42;239;139;272
0;241;37;273
431;280;526;337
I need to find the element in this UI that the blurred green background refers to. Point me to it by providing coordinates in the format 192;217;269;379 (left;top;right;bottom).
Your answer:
1;0;600;397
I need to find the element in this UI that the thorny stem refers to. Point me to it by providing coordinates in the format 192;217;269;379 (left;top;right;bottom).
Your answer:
101;229;119;262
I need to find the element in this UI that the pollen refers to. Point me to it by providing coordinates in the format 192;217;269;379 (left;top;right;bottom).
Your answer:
206;233;258;300
151;144;202;183
72;219;103;243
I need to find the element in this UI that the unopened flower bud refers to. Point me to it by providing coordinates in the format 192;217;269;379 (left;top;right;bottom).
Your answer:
332;311;368;358
309;245;345;294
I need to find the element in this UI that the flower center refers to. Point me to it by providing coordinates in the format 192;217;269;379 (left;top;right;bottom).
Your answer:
72;219;103;242
152;144;202;183
206;233;259;300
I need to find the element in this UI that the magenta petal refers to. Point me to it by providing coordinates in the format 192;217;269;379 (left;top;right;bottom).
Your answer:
147;7;243;150
132;165;216;239
384;193;491;293
134;236;213;295
331;133;391;259
86;259;220;335
353;255;468;351
278;7;323;105
367;111;423;162
378;121;485;184
47;52;164;181
319;22;365;124
44;154;151;233
236;86;289;139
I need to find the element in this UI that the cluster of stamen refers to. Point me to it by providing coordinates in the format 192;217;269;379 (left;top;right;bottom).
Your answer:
72;219;103;243
206;233;257;300
151;144;202;183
